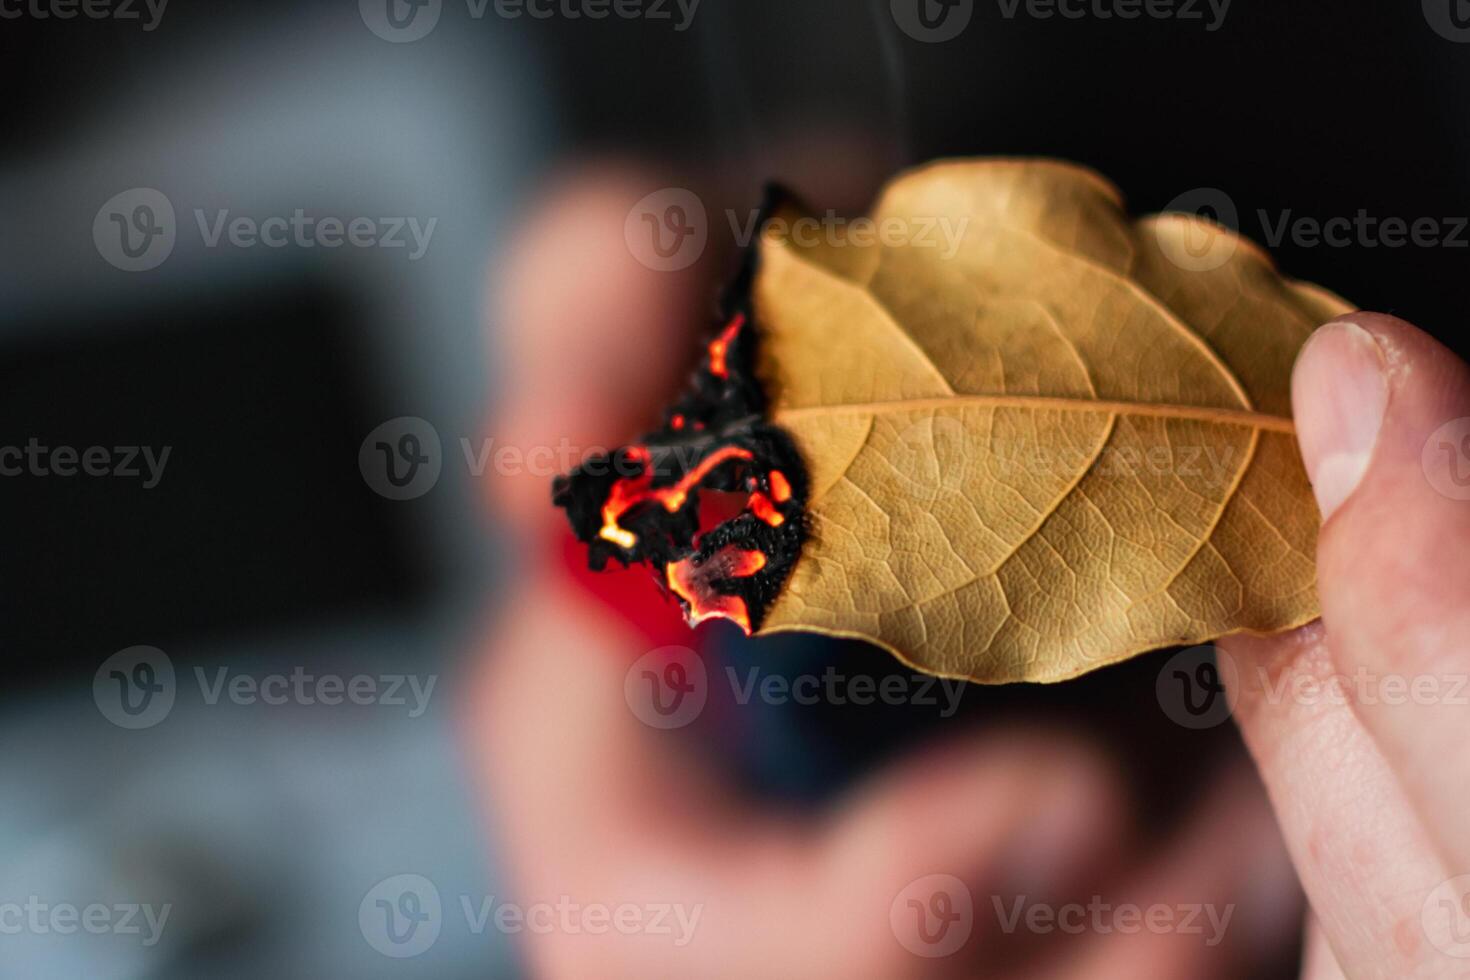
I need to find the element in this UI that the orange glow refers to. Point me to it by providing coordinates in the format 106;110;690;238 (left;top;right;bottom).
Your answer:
748;492;785;527
768;470;792;503
598;445;755;550
706;313;745;379
666;545;767;632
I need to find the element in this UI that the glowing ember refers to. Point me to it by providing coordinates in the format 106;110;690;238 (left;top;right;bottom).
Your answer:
748;491;785;527
706;312;745;380
552;188;808;636
768;470;792;503
598;445;756;550
666;545;768;632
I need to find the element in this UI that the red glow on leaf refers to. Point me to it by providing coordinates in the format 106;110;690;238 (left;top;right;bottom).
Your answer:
706;312;745;380
598;445;756;550
666;545;768;632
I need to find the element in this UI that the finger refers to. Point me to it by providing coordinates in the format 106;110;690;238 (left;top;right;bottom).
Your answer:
1301;916;1349;980
824;729;1129;977
1292;312;1470;872
1033;763;1300;980
1222;626;1451;978
486;165;711;530
464;585;1130;980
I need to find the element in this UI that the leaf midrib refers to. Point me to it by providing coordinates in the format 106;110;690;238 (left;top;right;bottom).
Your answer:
774;393;1295;434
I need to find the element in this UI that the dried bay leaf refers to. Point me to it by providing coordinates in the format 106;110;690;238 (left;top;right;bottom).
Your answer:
753;159;1351;683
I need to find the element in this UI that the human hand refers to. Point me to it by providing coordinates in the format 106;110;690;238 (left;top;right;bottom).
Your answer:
1222;313;1470;978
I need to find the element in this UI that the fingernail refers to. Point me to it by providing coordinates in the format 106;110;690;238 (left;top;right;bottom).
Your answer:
1293;321;1388;521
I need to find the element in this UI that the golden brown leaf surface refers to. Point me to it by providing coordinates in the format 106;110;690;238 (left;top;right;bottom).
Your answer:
753;159;1351;683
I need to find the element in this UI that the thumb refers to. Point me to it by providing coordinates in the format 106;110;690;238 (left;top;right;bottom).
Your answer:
1292;311;1470;871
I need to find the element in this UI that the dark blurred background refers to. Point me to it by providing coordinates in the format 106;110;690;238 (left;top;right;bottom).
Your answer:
2;0;1467;976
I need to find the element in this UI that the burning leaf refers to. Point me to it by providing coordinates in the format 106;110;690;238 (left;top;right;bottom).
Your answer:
553;204;810;637
554;160;1350;684
752;159;1350;683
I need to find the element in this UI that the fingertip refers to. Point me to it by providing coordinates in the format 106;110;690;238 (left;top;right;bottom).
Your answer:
493;164;706;402
484;164;712;528
1291;318;1390;522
